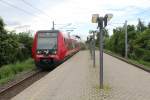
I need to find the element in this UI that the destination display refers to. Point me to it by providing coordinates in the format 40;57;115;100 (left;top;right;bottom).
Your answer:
38;32;57;38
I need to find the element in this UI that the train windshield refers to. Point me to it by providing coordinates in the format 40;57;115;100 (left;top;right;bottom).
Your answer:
37;32;57;50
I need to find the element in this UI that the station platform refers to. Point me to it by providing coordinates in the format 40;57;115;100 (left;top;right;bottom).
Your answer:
12;51;100;100
12;50;150;100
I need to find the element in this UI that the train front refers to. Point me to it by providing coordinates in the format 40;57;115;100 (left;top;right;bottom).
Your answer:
33;30;59;69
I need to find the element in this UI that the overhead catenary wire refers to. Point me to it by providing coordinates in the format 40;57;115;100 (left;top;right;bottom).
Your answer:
0;0;37;17
0;0;75;31
0;0;54;28
21;0;50;18
0;0;52;22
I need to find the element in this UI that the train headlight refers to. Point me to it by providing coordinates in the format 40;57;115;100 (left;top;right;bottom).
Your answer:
52;51;57;54
45;50;49;54
54;51;57;54
37;50;41;54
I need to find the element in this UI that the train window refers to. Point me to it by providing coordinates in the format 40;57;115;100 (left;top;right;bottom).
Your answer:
68;40;73;50
64;38;67;44
37;32;57;50
75;43;78;48
72;42;75;49
64;38;68;48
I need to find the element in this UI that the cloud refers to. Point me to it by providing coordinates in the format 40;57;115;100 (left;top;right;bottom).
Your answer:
5;20;21;26
1;0;150;40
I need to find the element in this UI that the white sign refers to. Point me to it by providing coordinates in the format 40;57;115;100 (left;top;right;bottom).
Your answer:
92;14;99;23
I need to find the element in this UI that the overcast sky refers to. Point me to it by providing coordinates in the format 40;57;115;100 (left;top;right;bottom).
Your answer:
0;0;150;40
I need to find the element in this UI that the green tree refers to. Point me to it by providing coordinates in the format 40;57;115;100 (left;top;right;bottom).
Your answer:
0;17;6;34
132;29;150;61
104;19;150;63
148;22;150;29
127;25;137;54
17;32;33;60
0;17;33;67
137;18;146;33
96;29;109;47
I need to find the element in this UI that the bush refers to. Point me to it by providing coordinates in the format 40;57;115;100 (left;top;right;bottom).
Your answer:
142;50;150;61
129;53;137;60
0;32;33;67
133;47;144;58
0;19;33;67
0;58;35;84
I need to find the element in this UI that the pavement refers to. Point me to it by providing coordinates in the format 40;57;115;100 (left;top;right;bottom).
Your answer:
103;52;150;100
12;50;150;100
12;51;101;100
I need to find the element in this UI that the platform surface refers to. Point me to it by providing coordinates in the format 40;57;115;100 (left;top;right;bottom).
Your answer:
12;51;100;100
12;51;150;100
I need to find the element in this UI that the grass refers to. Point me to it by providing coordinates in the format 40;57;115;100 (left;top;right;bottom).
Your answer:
104;49;150;70
139;60;150;67
128;59;150;70
0;58;35;85
93;84;111;93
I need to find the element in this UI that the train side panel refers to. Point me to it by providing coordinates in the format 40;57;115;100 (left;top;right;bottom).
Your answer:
32;33;37;59
57;32;67;60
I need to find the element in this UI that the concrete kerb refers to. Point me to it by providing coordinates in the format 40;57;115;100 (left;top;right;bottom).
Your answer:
104;51;150;73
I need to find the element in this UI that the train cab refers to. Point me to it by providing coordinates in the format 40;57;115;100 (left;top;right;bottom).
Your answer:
32;30;80;70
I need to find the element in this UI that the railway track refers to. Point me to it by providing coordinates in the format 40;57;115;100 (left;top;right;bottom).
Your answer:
0;70;49;100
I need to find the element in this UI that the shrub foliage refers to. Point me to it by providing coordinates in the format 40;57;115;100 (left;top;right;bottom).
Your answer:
102;19;150;62
0;17;33;67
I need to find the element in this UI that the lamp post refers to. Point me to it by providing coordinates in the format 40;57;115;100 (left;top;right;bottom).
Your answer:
87;36;91;55
92;13;113;89
124;20;128;59
93;31;96;67
89;35;93;59
52;21;55;30
89;30;96;67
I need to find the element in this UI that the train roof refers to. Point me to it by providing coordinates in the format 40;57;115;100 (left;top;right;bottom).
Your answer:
37;30;60;33
36;29;81;42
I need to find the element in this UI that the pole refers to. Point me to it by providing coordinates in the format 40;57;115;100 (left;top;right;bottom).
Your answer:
99;18;103;89
90;39;93;59
92;14;112;89
100;28;103;89
93;32;95;67
52;21;55;30
125;20;128;58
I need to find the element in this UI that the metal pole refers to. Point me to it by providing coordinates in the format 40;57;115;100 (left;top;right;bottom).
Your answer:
99;18;103;89
88;41;90;55
93;32;95;67
125;20;128;58
90;40;93;59
52;21;55;30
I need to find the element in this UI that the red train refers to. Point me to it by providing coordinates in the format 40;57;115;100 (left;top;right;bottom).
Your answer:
32;30;80;70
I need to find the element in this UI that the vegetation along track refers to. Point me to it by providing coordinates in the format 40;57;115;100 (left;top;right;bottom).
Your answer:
0;69;49;100
104;51;150;73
